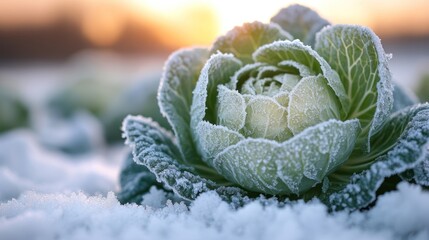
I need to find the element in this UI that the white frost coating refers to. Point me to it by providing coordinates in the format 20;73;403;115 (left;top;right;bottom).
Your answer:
277;119;360;192
253;39;349;113
1;183;429;240
413;153;429;186
212;119;360;194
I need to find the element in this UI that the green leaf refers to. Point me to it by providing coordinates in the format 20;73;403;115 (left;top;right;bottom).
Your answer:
288;75;341;135
254;40;349;114
271;4;330;46
212;119;360;195
324;104;429;211
315;25;394;151
122;115;248;201
211;22;292;64
159;48;209;165
117;152;164;204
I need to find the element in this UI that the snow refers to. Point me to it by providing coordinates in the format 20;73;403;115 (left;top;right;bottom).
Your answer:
0;183;428;240
0;130;121;201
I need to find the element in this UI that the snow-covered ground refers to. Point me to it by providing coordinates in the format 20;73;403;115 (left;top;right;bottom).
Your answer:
0;130;122;202
1;182;429;240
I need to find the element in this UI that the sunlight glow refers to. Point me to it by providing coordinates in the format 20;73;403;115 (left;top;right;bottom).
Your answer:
126;0;219;46
82;8;125;46
1;0;429;48
124;0;378;46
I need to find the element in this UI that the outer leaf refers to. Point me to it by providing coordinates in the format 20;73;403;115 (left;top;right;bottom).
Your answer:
122;115;248;201
212;119;360;195
254;40;349;114
211;21;292;64
324;104;429;211
315;25;394;151
270;4;330;46
158;48;209;165
117;153;164;204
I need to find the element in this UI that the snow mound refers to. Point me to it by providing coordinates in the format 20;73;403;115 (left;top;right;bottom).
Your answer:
1;182;428;240
0;130;118;201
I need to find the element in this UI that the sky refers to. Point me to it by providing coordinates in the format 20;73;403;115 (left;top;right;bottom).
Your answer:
0;0;428;47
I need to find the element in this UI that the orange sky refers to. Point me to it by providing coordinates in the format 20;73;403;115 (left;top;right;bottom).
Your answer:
0;0;428;47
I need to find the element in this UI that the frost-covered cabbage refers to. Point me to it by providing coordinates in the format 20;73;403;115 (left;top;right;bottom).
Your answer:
120;5;429;210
